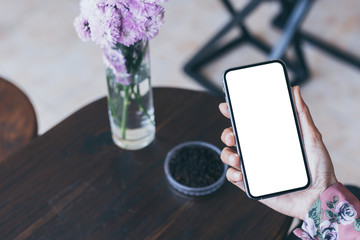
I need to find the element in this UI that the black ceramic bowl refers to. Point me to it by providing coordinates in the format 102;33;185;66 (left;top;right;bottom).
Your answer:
164;141;228;196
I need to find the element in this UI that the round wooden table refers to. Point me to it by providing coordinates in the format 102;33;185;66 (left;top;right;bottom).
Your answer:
0;77;37;161
0;88;292;239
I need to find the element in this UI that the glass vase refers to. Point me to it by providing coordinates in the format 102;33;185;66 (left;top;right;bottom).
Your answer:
104;40;155;150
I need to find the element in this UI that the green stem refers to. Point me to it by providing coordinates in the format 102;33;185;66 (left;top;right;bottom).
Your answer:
131;85;154;126
112;40;151;140
121;85;130;139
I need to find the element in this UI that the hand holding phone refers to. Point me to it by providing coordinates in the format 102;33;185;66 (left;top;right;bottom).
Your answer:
223;60;310;200
220;61;337;218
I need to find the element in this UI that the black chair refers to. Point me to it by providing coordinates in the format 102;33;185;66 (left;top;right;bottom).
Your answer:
184;0;360;96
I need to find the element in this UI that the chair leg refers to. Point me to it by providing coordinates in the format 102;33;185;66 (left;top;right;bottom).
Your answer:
268;0;313;60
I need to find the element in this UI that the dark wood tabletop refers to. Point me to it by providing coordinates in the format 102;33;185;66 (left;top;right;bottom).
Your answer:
0;87;292;239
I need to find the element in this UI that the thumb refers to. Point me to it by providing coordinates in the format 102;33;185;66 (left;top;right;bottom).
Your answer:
292;86;322;145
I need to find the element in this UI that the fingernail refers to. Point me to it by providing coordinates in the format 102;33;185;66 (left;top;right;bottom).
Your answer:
226;132;233;144
229;154;237;165
233;171;241;181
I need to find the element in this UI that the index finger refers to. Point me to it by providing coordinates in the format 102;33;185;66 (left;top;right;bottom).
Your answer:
219;102;230;119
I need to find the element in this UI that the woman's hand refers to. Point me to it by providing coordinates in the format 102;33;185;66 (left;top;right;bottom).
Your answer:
219;86;338;220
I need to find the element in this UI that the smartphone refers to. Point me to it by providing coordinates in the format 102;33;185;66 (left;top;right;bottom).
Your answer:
222;60;310;200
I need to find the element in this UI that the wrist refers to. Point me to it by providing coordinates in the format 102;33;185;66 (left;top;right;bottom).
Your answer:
303;178;339;219
321;176;339;195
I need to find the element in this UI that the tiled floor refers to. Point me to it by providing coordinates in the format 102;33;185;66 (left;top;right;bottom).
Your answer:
1;0;359;187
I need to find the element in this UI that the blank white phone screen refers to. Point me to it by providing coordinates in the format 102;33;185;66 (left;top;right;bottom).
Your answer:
225;62;309;198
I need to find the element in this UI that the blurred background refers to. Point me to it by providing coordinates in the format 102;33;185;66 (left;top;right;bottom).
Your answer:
0;0;359;184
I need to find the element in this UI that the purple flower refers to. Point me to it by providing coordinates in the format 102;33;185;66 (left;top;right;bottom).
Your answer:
102;46;131;85
74;0;167;47
125;0;146;16
142;4;164;40
86;3;121;47
320;221;338;240
104;6;122;46
302;215;317;238
142;19;158;40
144;0;168;4
335;201;357;225
144;2;165;22
117;8;143;46
74;15;91;41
